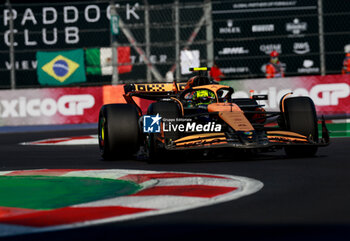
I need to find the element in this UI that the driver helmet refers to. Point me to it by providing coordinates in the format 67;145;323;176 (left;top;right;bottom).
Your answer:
192;89;216;106
184;76;211;90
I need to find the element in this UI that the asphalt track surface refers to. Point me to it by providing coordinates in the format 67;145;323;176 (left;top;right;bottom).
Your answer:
1;128;350;241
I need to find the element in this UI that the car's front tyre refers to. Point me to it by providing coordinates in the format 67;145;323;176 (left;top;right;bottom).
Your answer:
282;97;319;157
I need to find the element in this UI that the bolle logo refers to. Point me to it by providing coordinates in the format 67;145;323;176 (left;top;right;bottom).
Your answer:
293;42;310;54
0;94;95;118
218;47;249;55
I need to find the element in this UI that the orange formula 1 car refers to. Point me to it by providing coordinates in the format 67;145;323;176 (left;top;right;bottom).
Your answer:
98;67;329;160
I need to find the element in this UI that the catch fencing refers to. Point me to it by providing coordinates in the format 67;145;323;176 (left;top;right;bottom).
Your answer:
0;0;349;88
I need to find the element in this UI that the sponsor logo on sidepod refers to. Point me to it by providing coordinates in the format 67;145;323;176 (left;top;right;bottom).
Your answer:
0;94;95;118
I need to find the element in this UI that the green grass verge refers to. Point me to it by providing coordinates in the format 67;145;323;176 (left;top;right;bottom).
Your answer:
0;176;141;210
319;123;350;138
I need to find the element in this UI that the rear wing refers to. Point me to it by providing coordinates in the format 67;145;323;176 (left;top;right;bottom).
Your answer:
123;83;187;113
124;83;186;94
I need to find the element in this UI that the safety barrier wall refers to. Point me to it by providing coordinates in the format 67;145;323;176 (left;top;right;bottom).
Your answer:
0;84;155;126
0;86;103;126
0;74;348;126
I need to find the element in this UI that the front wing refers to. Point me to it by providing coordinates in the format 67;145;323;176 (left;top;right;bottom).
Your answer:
165;130;329;151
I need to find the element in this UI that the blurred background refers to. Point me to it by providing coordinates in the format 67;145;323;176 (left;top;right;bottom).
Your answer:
1;0;350;88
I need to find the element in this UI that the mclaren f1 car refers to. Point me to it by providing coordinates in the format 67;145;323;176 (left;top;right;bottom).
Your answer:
98;67;329;160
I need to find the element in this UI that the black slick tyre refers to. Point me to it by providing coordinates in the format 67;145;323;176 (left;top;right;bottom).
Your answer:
147;102;180;160
283;97;318;157
98;104;140;160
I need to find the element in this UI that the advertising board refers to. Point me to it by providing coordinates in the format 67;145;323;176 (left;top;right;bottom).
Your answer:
212;0;321;78
222;74;350;117
0;86;103;126
0;84;153;126
0;73;348;126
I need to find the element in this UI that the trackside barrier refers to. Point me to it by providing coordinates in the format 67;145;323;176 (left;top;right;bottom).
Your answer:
0;87;102;126
0;85;153;126
222;74;350;118
0;74;348;126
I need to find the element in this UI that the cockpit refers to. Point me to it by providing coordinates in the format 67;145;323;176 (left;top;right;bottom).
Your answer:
180;87;234;107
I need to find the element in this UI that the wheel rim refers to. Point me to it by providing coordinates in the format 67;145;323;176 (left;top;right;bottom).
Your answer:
99;117;105;148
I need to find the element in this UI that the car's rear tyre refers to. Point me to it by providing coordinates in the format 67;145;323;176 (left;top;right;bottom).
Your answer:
283;97;318;157
147;102;180;160
98;104;140;160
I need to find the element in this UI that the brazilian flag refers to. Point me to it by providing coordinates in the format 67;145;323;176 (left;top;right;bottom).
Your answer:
36;49;86;86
